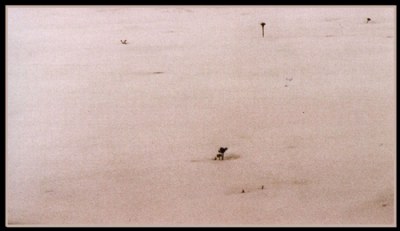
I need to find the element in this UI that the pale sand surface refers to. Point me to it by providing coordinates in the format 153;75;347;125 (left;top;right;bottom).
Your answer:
6;7;396;226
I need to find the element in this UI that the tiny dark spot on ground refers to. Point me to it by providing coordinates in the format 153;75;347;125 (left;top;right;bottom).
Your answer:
153;72;164;74
284;85;288;87
382;203;387;207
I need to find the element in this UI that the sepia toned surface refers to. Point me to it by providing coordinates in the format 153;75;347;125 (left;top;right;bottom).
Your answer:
6;6;396;226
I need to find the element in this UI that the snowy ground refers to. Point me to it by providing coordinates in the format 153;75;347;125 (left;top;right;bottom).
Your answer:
6;6;396;226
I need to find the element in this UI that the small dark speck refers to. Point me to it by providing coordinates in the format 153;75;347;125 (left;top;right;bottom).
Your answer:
284;85;288;87
153;72;164;74
302;112;305;114
382;203;387;207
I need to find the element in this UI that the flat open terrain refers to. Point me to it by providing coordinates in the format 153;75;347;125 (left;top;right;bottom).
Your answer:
6;7;396;226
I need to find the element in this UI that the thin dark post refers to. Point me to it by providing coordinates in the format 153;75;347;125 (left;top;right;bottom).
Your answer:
260;22;266;37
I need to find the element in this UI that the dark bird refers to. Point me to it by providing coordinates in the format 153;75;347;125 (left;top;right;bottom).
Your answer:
121;40;127;44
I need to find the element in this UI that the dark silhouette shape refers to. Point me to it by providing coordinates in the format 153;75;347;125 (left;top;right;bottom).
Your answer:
219;147;228;154
215;147;228;160
261;185;264;190
366;18;371;23
260;22;266;37
242;189;245;193
121;40;127;44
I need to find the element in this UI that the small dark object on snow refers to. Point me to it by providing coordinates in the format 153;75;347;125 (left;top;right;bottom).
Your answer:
121;40;127;44
242;189;245;193
219;147;228;154
215;154;223;160
215;147;228;160
260;22;266;37
261;185;264;190
366;18;371;23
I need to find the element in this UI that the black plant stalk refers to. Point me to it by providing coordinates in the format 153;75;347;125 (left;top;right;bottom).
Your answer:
260;22;266;37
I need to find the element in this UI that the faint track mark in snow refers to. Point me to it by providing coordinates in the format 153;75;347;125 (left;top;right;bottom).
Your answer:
190;154;241;163
222;154;240;161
